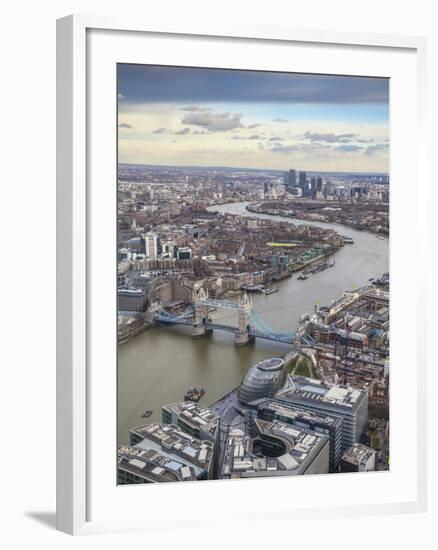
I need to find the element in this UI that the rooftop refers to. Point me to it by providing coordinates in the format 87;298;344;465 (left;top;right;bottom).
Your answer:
130;423;214;470
221;418;329;479
118;288;144;295
276;375;366;410
252;398;342;428
257;357;285;372
163;402;220;435
341;442;376;467
118;445;198;482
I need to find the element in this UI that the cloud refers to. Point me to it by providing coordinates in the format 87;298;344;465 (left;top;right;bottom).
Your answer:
118;122;133;129
248;123;262;129
118;93;125;100
118;65;389;104
269;136;283;141
174;127;191;135
182;111;244;132
271;143;331;155
270;139;387;157
153;127;168;134
232;134;262;140
335;144;363;153
181;105;213;112
365;143;389;155
273;118;288;122
270;144;301;154
302;131;358;143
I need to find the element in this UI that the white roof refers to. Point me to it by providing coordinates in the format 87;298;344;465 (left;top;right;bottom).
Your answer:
278;454;299;470
129;458;146;469
326;387;349;400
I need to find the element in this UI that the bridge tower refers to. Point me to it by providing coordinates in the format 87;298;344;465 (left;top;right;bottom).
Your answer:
293;330;302;350
148;301;162;324
191;284;211;338
235;292;254;346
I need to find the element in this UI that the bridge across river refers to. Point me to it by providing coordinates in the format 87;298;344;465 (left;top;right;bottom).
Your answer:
153;286;298;346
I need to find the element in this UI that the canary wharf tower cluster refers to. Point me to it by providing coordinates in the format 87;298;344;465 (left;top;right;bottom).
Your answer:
116;64;389;484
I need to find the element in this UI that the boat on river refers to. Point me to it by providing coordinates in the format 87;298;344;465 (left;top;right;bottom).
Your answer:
184;387;205;402
263;286;279;295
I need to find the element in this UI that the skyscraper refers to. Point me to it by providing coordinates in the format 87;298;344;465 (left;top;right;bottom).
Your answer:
298;171;307;191
287;169;297;189
144;232;158;259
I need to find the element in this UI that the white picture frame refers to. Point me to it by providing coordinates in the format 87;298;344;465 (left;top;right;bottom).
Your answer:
56;14;428;535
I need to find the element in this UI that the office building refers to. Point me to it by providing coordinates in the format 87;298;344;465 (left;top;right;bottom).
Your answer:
117;288;146;312
250;399;343;471
298;171;307;191
129;422;215;480
339;442;376;473
275;376;368;450
287;169;297;189
283;172;289;187
117;260;130;288
221;419;330;479
162;240;176;258
144;232;158;259
162;402;220;446
118;445;197;483
118;422;215;483
176;247;192;260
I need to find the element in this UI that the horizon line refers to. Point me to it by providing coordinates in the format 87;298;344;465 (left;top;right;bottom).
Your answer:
117;161;389;177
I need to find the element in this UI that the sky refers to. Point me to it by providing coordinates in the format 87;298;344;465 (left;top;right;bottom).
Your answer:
117;64;389;173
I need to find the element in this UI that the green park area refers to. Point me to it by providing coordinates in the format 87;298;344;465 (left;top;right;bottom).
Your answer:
266;242;297;248
286;355;316;378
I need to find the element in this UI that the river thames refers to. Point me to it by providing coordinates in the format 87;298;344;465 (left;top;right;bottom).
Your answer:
118;201;389;444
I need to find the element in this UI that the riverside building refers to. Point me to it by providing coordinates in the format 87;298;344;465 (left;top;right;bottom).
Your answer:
275;376;368;451
249;398;343;471
238;357;287;405
118;445;198;483
221;419;330;479
118;422;215;483
161;402;220;445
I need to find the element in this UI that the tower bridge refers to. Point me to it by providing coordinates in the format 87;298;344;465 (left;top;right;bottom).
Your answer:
153;285;299;346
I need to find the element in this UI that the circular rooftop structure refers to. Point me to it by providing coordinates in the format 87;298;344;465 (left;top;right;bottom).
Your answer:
238;357;286;405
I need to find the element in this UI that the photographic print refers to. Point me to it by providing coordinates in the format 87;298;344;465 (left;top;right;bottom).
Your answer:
117;64;389;484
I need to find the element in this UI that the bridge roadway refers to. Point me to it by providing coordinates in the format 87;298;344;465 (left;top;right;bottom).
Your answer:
154;313;296;345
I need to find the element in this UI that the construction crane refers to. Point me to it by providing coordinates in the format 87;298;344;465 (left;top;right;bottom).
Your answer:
331;323;340;384
330;321;350;385
343;322;351;385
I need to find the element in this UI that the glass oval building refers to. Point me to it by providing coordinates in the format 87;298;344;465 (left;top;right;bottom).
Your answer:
238;357;286;405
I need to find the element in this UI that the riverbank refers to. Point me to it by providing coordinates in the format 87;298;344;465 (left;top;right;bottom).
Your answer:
245;202;389;240
118;201;388;444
